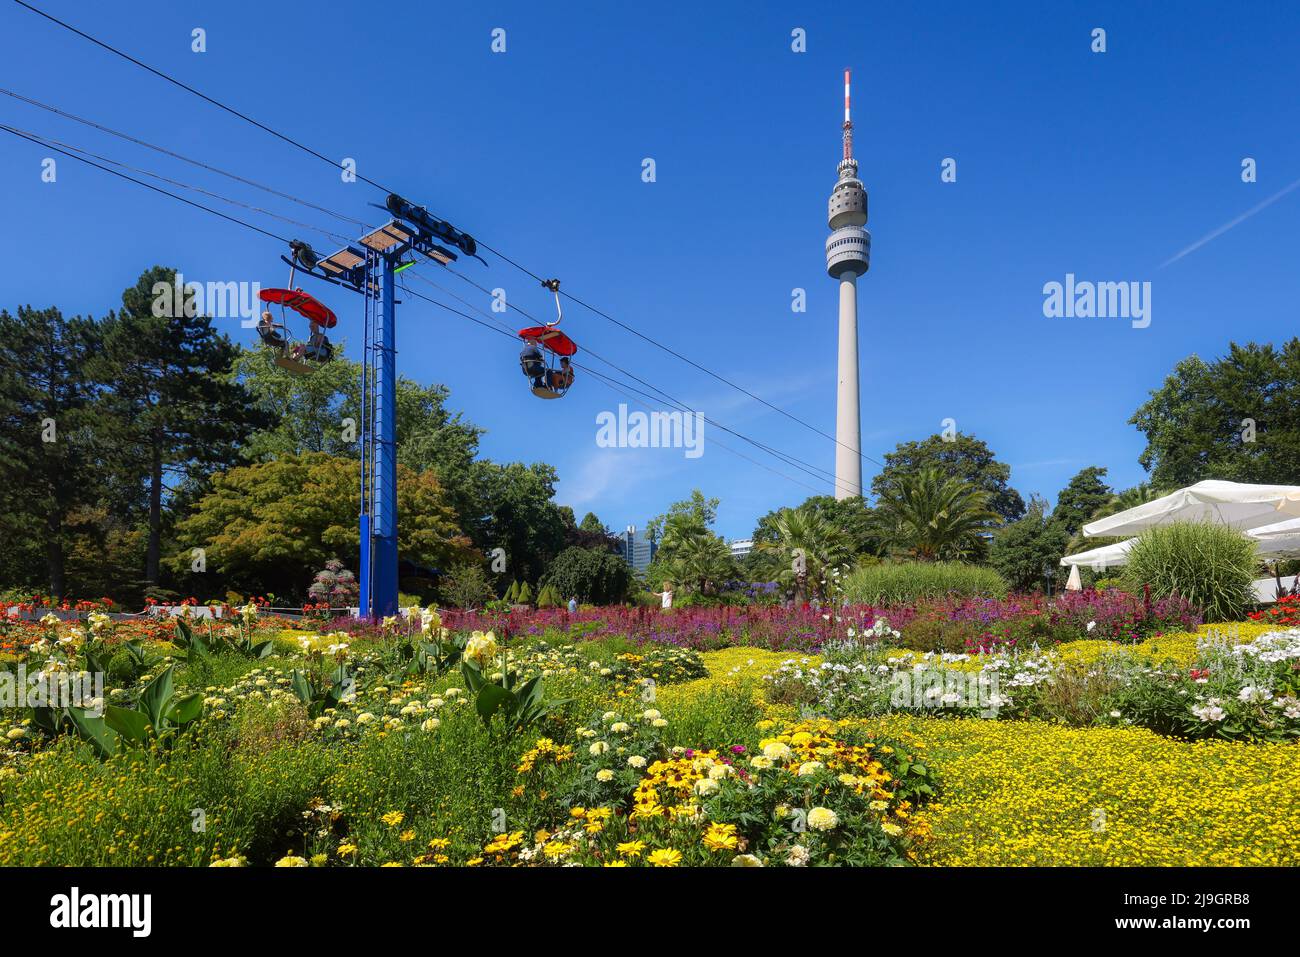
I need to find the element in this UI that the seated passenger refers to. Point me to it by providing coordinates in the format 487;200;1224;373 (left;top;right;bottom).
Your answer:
256;311;285;348
547;356;575;391
520;341;545;386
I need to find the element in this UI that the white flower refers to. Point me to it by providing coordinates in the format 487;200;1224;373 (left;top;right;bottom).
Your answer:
693;778;720;797
627;755;647;768
589;741;609;756
595;769;615;782
421;718;440;732
1238;685;1272;704
610;722;630;733
786;844;810;867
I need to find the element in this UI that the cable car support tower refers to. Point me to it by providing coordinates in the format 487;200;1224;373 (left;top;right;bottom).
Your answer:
283;194;479;619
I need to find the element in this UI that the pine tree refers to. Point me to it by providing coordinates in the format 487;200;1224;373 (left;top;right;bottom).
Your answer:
517;581;534;605
505;580;520;603
0;306;102;596
92;267;274;586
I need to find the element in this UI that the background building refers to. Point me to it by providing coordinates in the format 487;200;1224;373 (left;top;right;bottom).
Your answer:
617;525;656;573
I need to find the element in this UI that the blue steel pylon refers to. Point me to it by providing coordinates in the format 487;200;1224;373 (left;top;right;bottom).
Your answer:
282;195;480;621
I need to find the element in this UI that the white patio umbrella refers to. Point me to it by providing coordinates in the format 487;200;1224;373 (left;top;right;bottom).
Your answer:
1060;538;1138;570
1082;480;1300;538
1064;564;1083;591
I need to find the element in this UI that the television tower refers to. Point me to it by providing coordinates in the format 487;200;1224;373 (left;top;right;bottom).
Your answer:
825;68;870;500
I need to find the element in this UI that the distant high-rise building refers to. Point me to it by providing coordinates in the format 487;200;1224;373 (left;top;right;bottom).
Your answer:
825;68;870;500
617;525;656;573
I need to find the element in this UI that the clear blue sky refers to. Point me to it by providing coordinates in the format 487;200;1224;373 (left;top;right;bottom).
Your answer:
3;1;1298;540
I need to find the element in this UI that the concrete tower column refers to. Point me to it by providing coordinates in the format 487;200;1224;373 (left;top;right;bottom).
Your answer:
825;69;870;501
835;271;862;498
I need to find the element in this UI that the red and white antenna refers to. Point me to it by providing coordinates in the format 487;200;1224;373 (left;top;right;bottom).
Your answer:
842;68;854;163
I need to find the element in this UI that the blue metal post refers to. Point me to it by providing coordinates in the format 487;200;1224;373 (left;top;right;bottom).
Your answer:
370;254;400;618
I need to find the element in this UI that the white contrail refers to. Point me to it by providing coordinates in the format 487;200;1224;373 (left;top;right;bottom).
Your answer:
1161;176;1300;268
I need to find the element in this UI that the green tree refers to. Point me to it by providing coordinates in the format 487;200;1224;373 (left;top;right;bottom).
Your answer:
441;561;495;609
168;453;471;597
756;501;855;600
462;461;569;586
545;546;633;605
647;489;720;545
95;268;272;586
989;496;1071;592
753;494;881;559
872;433;1025;522
871;468;1001;561
1052;466;1113;537
0;306;103;596
1130;339;1300;488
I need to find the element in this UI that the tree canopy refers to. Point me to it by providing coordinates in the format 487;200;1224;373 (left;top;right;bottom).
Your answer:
1130;339;1300;488
872;433;1025;522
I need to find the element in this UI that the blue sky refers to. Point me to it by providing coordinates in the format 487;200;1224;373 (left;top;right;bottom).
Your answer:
3;1;1298;540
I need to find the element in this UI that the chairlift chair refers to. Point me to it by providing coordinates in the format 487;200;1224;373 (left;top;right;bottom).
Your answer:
518;278;577;399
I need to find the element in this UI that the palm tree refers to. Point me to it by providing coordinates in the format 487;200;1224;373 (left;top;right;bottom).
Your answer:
758;503;854;600
658;513;734;594
871;468;1000;561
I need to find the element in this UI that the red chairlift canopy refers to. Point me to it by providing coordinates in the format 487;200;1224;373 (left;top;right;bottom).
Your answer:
259;287;338;328
519;326;578;356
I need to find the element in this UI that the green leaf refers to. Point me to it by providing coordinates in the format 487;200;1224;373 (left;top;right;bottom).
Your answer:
169;692;204;726
475;683;511;725
68;707;119;758
290;669;313;705
138;665;175;728
104;705;151;746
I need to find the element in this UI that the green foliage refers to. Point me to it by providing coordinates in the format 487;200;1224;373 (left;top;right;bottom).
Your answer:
754;500;855;600
38;665;205;758
870;469;1002;561
516;581;535;605
989;496;1071;592
544;546;633;605
442;561;495;609
1121;522;1259;622
753;495;882;560
873;433;1025;522
1052;466;1113;537
460;656;567;737
1130;339;1300;489
505;580;520;603
169;452;471;597
843;561;1009;605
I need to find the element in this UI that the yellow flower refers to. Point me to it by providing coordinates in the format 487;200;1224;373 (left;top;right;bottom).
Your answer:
274;855;309;867
465;630;499;665
647;848;683;867
703;823;739;852
399;830;416;843
380;811;405;827
617;840;646;858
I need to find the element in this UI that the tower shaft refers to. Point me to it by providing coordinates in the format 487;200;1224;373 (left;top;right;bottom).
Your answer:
835;272;862;499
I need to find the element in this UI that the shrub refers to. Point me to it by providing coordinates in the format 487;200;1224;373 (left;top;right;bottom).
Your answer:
1121;522;1257;623
843;562;1008;605
544;546;633;605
